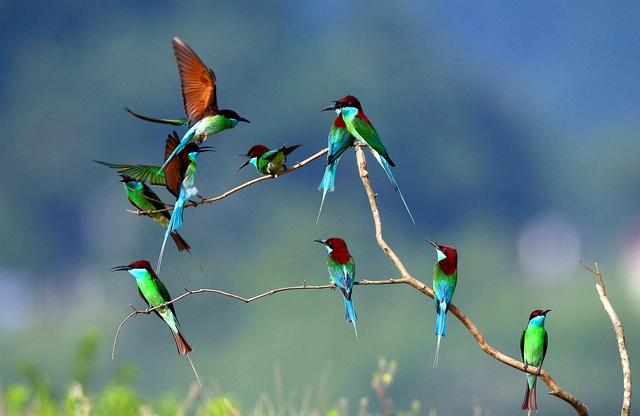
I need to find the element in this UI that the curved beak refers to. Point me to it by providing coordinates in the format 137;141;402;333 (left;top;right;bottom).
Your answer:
238;117;250;123
314;239;327;245
237;159;251;172
197;146;216;153
541;309;552;315
424;238;441;250
110;265;131;272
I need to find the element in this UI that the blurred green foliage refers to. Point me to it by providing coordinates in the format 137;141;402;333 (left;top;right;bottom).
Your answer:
1;335;417;416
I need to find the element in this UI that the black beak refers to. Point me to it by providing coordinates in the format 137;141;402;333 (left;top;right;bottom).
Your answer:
197;147;216;153
238;117;250;123
314;239;327;245
424;238;441;250
110;265;132;272
237;159;251;172
321;101;340;112
541;309;551;315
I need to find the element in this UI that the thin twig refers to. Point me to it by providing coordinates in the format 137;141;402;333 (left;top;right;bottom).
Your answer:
354;144;588;416
580;259;631;416
130;148;329;215
112;278;404;358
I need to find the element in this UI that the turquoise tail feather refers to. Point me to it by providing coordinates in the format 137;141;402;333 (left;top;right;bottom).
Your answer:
162;128;196;170
158;195;186;273
370;150;415;224
317;161;338;223
342;295;358;340
434;302;447;367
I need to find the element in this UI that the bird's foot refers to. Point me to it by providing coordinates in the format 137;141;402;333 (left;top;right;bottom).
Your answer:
536;365;542;375
523;363;529;372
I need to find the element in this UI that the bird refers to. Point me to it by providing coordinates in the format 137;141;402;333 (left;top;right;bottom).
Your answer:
236;144;302;175
157;139;212;273
322;96;414;224
110;260;201;386
520;309;550;415
315;238;358;339
94;131;215;199
118;174;201;270
316;112;355;223
425;238;458;367
160;37;249;169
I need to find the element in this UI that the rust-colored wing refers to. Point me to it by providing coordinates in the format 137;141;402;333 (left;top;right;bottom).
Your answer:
163;131;183;198
172;37;217;127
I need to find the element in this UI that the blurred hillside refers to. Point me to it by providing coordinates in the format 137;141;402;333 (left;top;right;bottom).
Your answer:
1;1;639;415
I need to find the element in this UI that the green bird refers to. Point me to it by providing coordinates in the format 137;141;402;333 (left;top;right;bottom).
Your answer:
111;260;201;386
118;174;201;269
520;309;550;415
236;144;302;175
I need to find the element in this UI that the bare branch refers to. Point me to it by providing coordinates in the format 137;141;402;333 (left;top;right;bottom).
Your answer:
112;278;404;358
130;148;329;216
354;144;588;416
580;259;631;416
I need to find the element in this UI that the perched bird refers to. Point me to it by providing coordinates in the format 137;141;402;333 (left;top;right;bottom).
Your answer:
520;309;550;415
236;144;302;175
322;96;414;224
110;260;200;386
425;238;458;367
160;37;249;169
316;113;355;223
118;174;201;270
315;238;358;339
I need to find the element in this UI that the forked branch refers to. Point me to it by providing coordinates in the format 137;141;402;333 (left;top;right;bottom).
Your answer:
354;143;588;416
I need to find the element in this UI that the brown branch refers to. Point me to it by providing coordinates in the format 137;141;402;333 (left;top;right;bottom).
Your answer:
130;148;329;216
580;259;631;416
354;143;588;416
112;278;402;359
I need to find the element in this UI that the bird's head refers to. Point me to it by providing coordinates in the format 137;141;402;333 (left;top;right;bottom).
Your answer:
425;238;458;274
322;95;361;112
528;309;551;322
236;145;270;171
315;238;351;263
110;260;156;277
219;109;250;127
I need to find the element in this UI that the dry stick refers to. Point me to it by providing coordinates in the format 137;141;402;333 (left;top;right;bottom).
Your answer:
127;148;329;216
579;259;631;416
353;143;589;416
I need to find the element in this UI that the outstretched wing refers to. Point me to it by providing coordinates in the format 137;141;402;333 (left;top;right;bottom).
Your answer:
172;37;217;127
94;160;166;186
163;131;183;198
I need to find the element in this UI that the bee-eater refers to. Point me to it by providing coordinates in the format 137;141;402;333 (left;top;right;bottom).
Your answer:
161;37;249;169
117;174;201;269
236;144;302;175
94;131;215;199
314;238;358;339
110;260;200;386
322;96;414;224
520;309;550;415
316;113;355;223
158;140;212;273
425;238;458;367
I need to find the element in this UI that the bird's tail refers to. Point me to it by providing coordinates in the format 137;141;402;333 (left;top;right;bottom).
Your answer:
521;375;538;412
185;352;202;387
342;295;358;340
370;149;415;225
161;129;194;170
169;231;203;270
172;329;193;355
158;198;186;273
317;161;338;223
433;302;447;367
170;230;191;252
